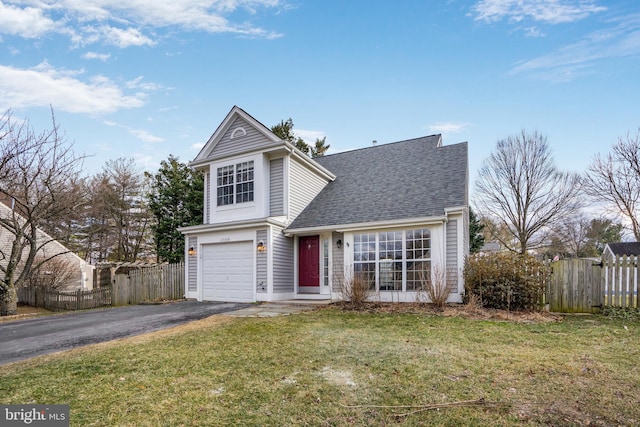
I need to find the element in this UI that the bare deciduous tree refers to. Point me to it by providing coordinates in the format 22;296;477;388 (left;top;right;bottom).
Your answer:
100;158;154;262
584;129;640;241
551;215;591;258
546;215;623;258
474;130;582;254
26;256;76;290
0;109;86;315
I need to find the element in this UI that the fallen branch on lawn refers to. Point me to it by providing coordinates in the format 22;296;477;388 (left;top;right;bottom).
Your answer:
340;397;497;417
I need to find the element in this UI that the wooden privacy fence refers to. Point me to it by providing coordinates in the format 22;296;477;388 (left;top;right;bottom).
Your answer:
17;286;112;312
112;262;184;306
548;256;639;313
18;262;185;310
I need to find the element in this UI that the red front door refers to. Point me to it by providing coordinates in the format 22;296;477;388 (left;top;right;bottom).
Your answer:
299;235;320;288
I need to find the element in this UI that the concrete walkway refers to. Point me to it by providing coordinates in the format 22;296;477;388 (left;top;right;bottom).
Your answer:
223;300;332;317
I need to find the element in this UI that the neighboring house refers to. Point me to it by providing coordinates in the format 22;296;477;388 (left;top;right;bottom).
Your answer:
602;242;640;261
0;201;94;291
477;241;502;255
180;106;469;303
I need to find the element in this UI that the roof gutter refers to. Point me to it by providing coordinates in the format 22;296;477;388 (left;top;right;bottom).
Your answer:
179;217;287;235
284;216;448;237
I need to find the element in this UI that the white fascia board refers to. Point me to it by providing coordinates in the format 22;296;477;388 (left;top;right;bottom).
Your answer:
284;216;448;237
189;144;289;170
179;217;286;235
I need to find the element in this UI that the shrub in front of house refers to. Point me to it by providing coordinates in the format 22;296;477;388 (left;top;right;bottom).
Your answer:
464;252;546;311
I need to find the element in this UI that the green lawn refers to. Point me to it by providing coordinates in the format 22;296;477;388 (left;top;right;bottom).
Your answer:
1;307;639;426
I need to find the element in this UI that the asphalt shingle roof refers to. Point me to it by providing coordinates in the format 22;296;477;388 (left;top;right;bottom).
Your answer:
606;242;640;257
287;135;468;230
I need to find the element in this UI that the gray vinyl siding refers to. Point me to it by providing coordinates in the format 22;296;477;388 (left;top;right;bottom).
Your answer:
446;220;458;293
206;117;275;160
188;236;198;292
270;158;284;216
289;159;328;221
256;229;268;293
332;232;344;293
205;172;210;224
272;225;294;293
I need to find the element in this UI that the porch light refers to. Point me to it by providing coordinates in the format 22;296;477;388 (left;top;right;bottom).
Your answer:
188;246;196;257
336;239;342;249
257;240;266;253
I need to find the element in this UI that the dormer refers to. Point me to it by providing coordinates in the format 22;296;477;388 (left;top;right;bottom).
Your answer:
190;106;334;225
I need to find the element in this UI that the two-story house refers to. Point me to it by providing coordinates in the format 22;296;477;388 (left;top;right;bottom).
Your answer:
180;106;468;303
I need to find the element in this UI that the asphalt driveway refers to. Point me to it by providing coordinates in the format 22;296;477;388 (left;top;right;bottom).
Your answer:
0;301;250;366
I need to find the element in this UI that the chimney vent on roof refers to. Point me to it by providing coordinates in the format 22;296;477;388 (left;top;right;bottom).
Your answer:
372;140;377;145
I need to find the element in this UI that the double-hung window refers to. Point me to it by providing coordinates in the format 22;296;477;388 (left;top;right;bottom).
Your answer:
378;231;403;291
354;233;376;290
406;228;431;291
216;161;254;206
235;161;254;203
216;165;234;206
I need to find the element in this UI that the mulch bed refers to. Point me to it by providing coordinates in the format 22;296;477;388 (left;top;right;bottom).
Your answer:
333;301;564;323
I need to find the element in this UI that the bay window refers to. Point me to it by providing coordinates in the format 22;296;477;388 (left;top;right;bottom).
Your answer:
353;228;431;292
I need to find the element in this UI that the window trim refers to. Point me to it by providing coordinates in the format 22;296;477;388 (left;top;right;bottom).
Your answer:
215;160;254;207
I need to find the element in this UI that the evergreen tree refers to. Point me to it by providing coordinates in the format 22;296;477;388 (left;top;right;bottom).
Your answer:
146;156;203;263
271;118;314;156
469;207;485;254
311;136;330;158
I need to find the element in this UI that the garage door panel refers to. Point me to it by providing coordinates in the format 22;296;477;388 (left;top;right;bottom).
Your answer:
202;241;254;302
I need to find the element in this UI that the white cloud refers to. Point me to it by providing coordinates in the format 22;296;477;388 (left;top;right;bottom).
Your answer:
83;51;111;61
296;128;326;143
428;122;471;134
473;0;606;24
132;152;157;171
192;142;206;150
101;119;164;143
0;1;57;38
0;62;145;114
524;26;545;37
511;14;640;81
0;0;284;47
102;26;155;48
130;128;164;143
126;76;166;91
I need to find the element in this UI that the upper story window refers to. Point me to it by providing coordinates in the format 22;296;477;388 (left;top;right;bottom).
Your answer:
216;161;254;206
217;166;234;206
235;161;254;203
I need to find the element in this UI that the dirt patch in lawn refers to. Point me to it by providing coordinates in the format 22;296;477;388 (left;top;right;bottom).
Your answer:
334;302;563;323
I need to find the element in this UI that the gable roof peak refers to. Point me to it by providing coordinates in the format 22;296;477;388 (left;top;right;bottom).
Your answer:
192;106;280;164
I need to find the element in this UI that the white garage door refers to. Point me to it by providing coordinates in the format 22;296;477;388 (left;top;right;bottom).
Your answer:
202;241;254;302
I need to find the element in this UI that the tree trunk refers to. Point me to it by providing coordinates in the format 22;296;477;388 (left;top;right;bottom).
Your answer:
0;286;18;316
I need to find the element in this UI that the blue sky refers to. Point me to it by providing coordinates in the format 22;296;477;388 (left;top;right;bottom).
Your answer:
1;0;639;195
